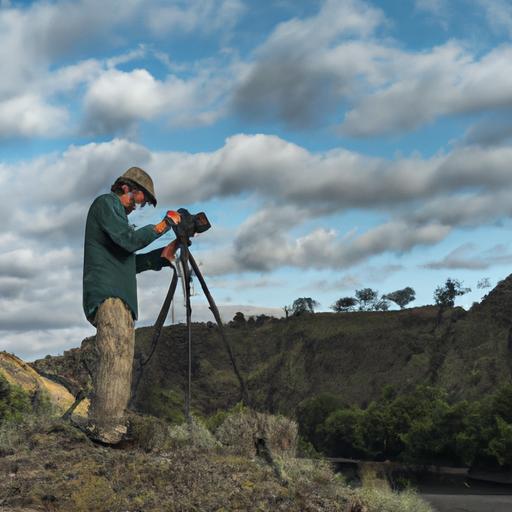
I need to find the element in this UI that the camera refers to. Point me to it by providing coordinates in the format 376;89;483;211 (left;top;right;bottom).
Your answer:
173;208;211;239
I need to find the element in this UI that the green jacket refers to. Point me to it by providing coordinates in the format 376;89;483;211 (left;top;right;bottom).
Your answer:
83;193;169;324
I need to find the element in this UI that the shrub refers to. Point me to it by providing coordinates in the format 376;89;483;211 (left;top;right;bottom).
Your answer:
216;407;298;457
165;416;219;451
0;374;32;423
296;393;345;449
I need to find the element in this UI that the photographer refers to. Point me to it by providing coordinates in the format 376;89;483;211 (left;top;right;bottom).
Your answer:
82;166;179;444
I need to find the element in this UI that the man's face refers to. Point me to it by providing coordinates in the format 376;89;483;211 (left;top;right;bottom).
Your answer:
120;187;147;214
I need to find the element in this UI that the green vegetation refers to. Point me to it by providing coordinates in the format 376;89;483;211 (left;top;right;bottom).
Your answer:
355;288;389;311
331;286;416;312
0;373;32;423
298;384;512;469
331;296;358;312
289;297;320;315
434;278;471;308
385;287;416;309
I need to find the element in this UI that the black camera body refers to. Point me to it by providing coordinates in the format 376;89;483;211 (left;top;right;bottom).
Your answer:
174;208;211;240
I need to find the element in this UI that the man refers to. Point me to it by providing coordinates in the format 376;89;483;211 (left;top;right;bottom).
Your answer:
83;166;179;444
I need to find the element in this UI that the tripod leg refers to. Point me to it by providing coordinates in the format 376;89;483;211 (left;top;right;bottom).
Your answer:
187;251;250;407
130;265;178;407
179;244;193;423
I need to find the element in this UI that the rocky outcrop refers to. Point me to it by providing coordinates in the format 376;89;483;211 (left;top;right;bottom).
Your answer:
0;351;88;416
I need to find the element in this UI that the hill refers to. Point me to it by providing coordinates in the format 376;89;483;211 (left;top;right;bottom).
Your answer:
32;275;512;420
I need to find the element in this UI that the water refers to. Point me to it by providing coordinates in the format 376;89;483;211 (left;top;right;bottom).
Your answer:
417;475;512;512
334;460;512;512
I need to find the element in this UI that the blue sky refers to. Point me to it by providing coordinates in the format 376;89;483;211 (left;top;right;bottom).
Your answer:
2;0;512;360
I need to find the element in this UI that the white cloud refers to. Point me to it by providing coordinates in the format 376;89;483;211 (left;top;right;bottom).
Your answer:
476;0;512;37
423;243;512;270
83;69;198;133
146;0;245;37
232;0;512;136
0;0;511;141
0;0;243;139
233;0;387;127
341;43;512;136
0;94;68;138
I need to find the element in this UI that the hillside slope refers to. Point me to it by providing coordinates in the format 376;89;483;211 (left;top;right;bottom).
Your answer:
0;352;88;416
32;275;512;419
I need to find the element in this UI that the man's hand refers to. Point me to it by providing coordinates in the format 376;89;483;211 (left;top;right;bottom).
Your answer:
161;239;179;262
154;210;181;234
165;210;181;225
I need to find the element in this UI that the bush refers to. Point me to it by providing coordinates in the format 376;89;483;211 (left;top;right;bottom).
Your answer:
321;407;367;458
0;374;32;423
205;409;228;434
128;413;218;453
166;416;219;451
216;407;298;457
296;393;345;449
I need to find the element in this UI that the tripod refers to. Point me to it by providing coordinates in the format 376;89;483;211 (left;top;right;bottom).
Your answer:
130;231;250;419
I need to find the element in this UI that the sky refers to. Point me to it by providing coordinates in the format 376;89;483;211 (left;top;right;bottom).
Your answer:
2;0;512;360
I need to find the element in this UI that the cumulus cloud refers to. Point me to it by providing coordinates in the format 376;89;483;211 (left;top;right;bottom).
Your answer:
0;0;244;139
0;94;68;138
83;64;232;134
233;0;386;127
151;134;512;214
462;118;512;147
230;0;512;136
5;132;512;259
341;43;512;136
3;0;512;140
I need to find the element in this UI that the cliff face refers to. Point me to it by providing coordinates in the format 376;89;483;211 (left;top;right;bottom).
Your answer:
31;276;512;418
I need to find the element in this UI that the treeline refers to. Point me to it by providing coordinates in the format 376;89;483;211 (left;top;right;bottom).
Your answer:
297;384;512;469
285;277;492;316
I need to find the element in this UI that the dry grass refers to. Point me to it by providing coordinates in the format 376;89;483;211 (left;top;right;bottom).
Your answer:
215;407;298;457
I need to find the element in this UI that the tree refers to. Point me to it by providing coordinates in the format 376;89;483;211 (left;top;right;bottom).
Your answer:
296;393;345;449
254;314;271;326
434;278;471;308
330;297;358;313
355;288;378;311
354;288;389;311
230;312;246;328
373;296;390;311
385;287;416;309
477;277;492;290
321;408;367;457
291;297;319;315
